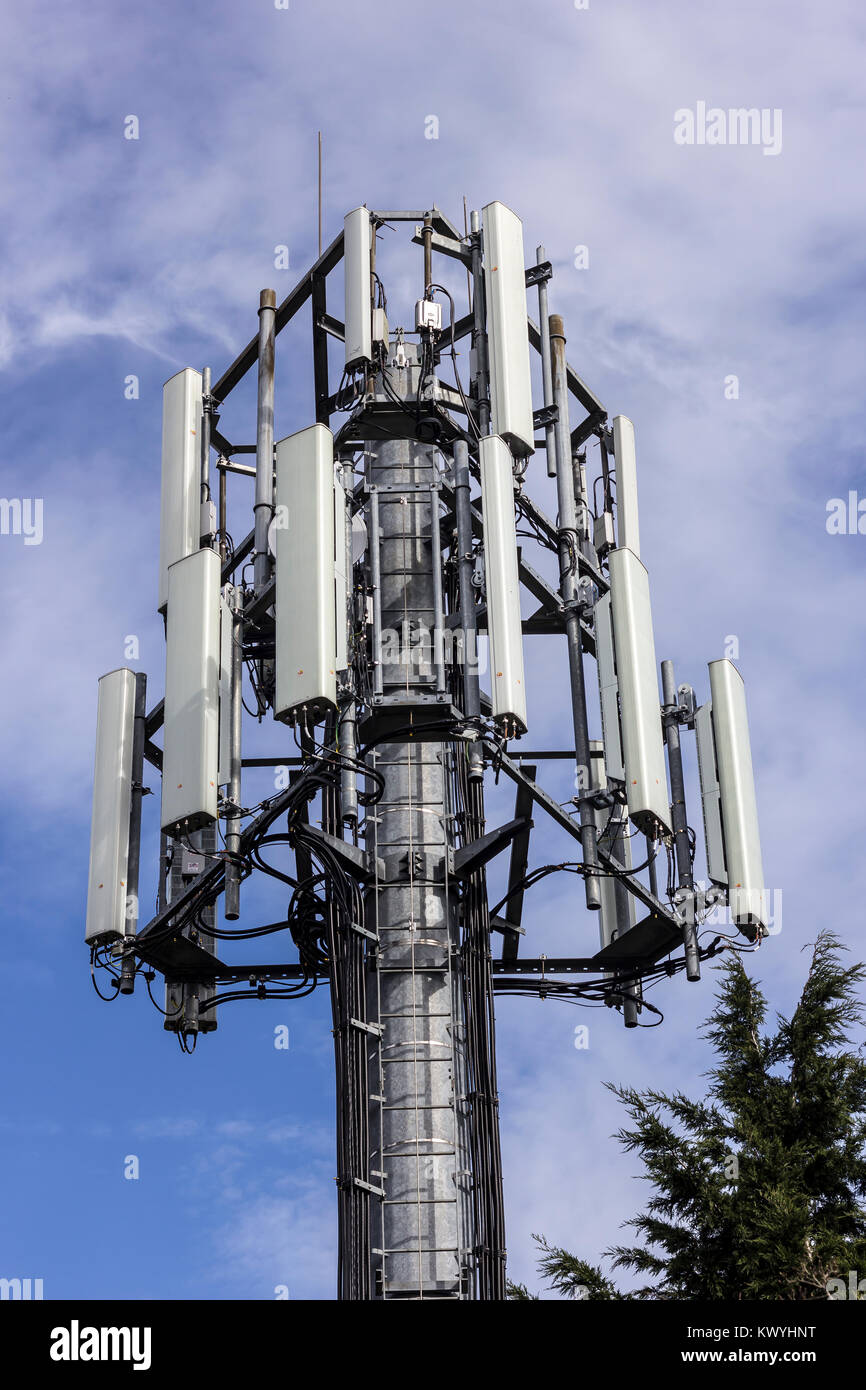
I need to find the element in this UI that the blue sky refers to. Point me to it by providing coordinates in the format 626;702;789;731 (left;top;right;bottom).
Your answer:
1;0;865;1299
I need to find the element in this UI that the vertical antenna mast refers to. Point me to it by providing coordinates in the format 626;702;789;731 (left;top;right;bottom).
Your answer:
318;131;323;260
86;198;771;1301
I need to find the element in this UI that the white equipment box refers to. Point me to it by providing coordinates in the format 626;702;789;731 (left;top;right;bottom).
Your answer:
158;368;202;613
85;668;137;944
479;434;527;733
707;659;768;934
274;423;338;725
608;547;671;835
482;202;535;458
612;415;640;558
344;207;373;369
161;546;221;835
695;700;727;887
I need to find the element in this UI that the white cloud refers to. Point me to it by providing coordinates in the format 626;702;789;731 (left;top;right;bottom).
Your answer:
212;1186;337;1300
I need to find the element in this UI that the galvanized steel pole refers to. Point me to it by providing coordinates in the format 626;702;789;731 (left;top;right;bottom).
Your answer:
254;289;276;592
224;589;244;920
119;672;147;994
365;343;475;1299
535;246;557;478
549;314;601;910
662;659;701;981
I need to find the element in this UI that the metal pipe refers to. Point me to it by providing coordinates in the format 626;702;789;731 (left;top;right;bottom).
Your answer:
599;428;613;513
218;458;227;564
550;313;601;911
454;439;480;722
429;483;446;693
422;212;433;295
535;246;557;478
463;195;472;309
454;438;483;780
622;984;641;1029
573;448;589;542
364;375;475;1297
369;486;383;698
120;672;147;994
470;212;490;435
200;366;212;510
224;589;244;919
157;831;168;915
340;458;358;825
340;703;359;827
317;131;323;259
254;289;276;591
662;659;701;981
647;837;659;899
217;458;257;478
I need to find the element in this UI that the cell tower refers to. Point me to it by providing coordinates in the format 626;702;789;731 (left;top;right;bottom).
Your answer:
85;202;769;1300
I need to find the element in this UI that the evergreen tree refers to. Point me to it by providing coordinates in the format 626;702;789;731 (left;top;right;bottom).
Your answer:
506;1238;620;1300
509;934;866;1299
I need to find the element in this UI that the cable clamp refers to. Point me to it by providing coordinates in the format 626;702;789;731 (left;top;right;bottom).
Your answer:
348;1018;383;1037
335;1176;385;1198
347;921;379;943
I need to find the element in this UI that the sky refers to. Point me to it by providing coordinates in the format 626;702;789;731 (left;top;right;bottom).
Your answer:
1;0;865;1300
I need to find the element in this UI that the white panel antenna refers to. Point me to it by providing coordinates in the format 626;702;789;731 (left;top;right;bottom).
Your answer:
479;435;527;734
344;207;373;370
218;585;234;787
161;547;220;835
694;700;727;887
608;547;671;835
158;368;202;614
612;415;640;558
274;423;338;725
334;472;349;672
86;668;137;944
482;202;535;457
708;659;768;935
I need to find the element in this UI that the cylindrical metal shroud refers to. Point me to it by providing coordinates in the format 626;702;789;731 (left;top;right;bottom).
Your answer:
364;349;474;1298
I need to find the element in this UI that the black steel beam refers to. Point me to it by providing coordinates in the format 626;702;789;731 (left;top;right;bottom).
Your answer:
144;740;162;772
500;766;536;963
437;311;474;349
317;311;345;342
509;749;584;761
490;746;679;926
571;410;607;452
144;699;164;739
211;231;345;403
452;816;532;880
312;273;330;424
372;208;462;240
410;226;472;267
491;957;648;976
242;756;304;768
301;825;373;883
527;315;605;419
518;559;561;614
243;576;276;625
222;528;255;584
517;491;608;593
